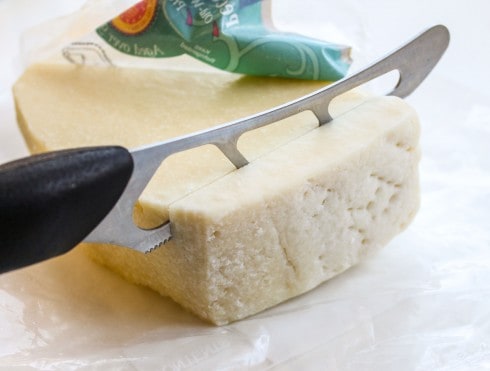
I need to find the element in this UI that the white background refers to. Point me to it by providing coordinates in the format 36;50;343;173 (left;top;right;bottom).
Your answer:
0;0;489;369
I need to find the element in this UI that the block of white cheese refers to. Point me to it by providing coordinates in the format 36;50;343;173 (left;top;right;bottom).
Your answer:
13;63;420;324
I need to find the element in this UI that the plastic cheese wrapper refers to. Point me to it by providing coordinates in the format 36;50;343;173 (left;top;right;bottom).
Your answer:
60;0;351;80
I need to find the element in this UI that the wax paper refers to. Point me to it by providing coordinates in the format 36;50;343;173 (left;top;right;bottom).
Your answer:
0;0;489;369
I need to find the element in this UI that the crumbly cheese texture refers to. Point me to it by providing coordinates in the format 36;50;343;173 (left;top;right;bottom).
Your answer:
13;63;420;325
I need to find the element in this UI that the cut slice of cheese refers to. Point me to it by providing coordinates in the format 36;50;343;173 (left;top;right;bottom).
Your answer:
13;63;420;324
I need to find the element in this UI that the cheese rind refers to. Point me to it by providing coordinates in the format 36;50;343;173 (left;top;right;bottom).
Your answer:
13;64;420;324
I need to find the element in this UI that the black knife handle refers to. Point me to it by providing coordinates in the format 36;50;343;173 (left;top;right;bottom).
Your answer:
0;146;133;274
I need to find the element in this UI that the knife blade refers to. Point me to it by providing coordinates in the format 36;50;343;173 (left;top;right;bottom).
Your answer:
0;25;449;274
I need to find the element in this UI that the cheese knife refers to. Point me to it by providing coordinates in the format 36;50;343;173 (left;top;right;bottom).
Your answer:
0;25;449;274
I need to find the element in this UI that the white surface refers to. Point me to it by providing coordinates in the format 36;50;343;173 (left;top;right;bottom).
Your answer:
1;0;489;369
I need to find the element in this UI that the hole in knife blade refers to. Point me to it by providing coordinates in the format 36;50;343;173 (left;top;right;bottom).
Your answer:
237;110;319;160
132;144;235;230
327;71;401;121
359;69;400;96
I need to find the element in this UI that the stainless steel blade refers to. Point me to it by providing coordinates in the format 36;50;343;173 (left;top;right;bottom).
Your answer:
83;25;450;253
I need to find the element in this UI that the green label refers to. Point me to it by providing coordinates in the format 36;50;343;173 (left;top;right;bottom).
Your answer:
96;0;351;81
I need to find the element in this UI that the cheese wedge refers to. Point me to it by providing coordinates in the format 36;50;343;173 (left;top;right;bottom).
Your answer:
13;63;420;324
